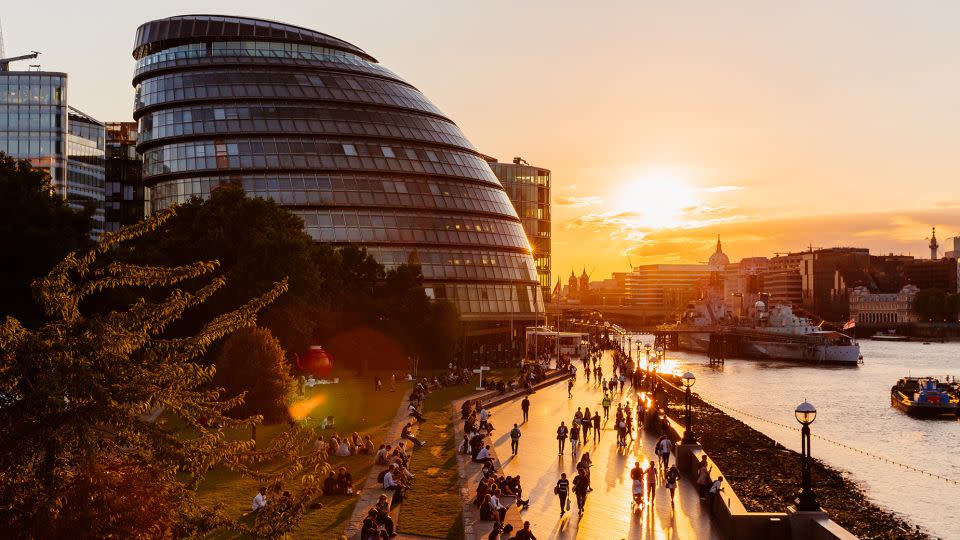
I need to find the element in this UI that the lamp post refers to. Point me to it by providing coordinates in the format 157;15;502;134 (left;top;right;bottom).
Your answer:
681;371;697;444
627;336;633;360
795;400;821;511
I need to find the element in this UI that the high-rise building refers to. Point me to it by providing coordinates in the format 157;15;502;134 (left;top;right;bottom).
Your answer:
104;122;145;232
0;66;104;236
131;15;542;325
486;157;551;300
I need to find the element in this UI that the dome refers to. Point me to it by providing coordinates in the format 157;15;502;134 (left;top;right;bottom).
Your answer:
132;15;542;320
708;236;730;267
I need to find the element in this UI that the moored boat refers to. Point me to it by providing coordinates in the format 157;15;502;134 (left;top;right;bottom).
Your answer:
890;377;959;418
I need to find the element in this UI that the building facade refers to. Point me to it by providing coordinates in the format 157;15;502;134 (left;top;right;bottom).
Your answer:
849;285;919;326
626;264;711;310
0;70;104;235
486;157;551;300
131;15;543;322
104;122;146;233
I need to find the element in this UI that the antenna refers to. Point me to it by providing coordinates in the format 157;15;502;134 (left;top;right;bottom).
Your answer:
0;18;5;59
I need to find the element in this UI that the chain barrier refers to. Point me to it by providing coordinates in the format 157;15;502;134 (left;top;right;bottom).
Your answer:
694;394;960;487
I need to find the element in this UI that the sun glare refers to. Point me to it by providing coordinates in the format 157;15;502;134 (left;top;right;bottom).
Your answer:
617;169;699;229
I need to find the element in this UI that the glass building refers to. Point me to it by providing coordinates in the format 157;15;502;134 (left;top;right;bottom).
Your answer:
486;157;551;301
0;71;104;236
131;15;543;322
104;122;145;233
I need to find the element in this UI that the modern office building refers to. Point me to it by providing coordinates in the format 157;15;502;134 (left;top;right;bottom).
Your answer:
131;15;543;328
486;156;551;300
104;122;145;233
0;68;104;236
625;264;711;310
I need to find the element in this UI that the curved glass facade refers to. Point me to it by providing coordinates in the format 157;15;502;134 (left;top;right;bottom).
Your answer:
132;15;543;319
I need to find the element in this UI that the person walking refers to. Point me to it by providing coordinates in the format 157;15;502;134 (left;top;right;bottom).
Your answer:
555;473;570;515
510;423;522;455
656;435;673;469
645;460;658;503
521;396;530;423
556;421;569;455
570;422;580;454
630;461;644;506
572;469;589;515
567;377;575;398
665;465;680;507
619;373;626;393
592;412;601;443
601;394;611;419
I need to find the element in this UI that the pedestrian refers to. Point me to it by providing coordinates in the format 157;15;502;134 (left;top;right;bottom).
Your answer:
521;396;530;423
619;374;626;393
630;461;644;506
601;377;608;390
572;469;589;515
708;476;724;507
555;473;570;515
510;423;522;455
576;452;593;491
570;422;580;454
568;377;574;398
556;421;568;455
645;460;658;503
390;372;396;392
592;412;601;443
656;435;673;469
375;375;382;392
601;394;611;419
665;465;680;507
697;456;711;500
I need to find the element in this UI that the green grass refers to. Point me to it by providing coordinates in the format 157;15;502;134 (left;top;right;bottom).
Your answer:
396;384;477;538
192;369;410;539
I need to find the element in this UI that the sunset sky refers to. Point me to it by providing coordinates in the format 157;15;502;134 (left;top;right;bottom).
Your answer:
5;1;960;280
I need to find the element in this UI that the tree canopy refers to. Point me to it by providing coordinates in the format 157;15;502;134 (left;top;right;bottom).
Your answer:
0;152;92;326
912;288;960;322
0;211;327;538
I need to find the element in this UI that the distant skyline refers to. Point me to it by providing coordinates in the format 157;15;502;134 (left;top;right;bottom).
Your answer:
5;1;960;278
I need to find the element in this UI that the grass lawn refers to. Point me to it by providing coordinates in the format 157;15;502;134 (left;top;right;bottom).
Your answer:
398;368;516;538
194;369;410;539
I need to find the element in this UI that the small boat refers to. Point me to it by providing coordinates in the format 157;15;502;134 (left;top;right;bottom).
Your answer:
890;377;959;418
871;334;909;342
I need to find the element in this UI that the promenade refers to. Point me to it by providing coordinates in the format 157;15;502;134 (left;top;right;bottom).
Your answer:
489;353;722;540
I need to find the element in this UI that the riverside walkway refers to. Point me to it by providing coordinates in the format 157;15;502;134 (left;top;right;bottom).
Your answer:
489;353;722;540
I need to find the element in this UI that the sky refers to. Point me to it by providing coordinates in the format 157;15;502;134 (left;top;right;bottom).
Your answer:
5;1;960;281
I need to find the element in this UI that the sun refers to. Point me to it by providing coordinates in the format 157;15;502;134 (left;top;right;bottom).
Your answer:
616;168;699;229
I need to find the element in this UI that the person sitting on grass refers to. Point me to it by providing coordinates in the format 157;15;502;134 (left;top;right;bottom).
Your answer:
374;494;398;538
337;467;354;495
336;437;352;457
401;421;425;448
251;486;267;512
361;435;375;455
322;471;338;496
313;434;328;455
351;432;363;453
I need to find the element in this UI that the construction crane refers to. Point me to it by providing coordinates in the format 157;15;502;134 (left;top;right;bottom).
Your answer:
1;51;40;71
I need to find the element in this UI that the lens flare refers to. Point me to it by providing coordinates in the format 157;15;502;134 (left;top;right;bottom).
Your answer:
288;393;326;421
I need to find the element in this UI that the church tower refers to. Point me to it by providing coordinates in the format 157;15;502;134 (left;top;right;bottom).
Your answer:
568;269;579;300
929;227;939;260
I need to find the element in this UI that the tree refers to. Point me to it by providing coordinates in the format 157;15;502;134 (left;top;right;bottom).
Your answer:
912;288;960;322
116;183;324;358
0;211;326;539
0;152;92;326
216;327;293;425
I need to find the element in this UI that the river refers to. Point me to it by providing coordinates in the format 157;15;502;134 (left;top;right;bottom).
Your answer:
624;336;960;539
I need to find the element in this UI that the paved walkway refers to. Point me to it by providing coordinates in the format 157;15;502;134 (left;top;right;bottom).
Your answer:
490;353;723;540
344;387;414;539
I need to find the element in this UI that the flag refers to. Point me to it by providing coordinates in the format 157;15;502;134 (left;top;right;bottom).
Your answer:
842;317;856;330
552;278;562;302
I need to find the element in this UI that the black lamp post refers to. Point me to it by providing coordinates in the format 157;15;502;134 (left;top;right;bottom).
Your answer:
795;400;821;511
681;371;698;444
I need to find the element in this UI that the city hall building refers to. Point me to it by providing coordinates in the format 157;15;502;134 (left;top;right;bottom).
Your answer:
131;15;544;359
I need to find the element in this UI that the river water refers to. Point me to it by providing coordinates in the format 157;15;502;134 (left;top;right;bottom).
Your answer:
625;336;960;539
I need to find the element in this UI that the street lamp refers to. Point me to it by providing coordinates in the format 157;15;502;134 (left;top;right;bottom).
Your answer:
627;336;633;360
681;371;697;444
794;400;820;511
